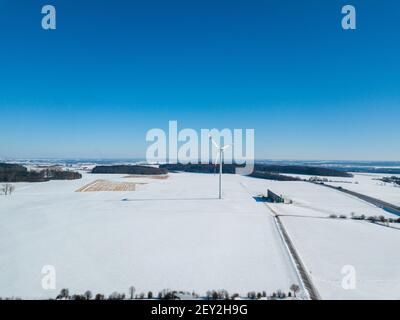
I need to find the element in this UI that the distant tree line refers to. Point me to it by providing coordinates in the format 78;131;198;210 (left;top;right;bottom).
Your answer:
160;163;236;174
160;163;351;180
250;171;300;181
92;165;167;175
253;164;352;177
328;212;400;225
42;169;82;180
380;176;400;186
0;163;81;182
345;167;400;175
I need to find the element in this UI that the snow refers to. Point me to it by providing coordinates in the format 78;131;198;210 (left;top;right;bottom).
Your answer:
280;216;400;300
238;175;400;299
0;172;298;299
2;170;400;300
281;173;400;207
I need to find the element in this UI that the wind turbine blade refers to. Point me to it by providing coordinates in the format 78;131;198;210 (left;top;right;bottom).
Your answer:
221;145;230;151
209;135;220;149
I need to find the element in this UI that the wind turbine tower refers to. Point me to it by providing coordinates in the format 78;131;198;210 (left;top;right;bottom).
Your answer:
209;135;230;199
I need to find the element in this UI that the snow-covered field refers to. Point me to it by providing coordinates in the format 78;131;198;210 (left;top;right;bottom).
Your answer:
0;172;298;299
282;173;400;207
1;170;400;300
240;177;395;218
238;175;400;299
280;216;400;300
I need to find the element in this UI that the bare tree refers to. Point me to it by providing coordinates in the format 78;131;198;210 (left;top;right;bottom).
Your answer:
84;290;92;300
95;293;105;300
59;288;69;299
290;284;300;297
2;184;14;195
109;292;124;300
129;286;135;300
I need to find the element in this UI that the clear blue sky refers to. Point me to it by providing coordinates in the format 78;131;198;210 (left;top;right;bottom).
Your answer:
0;0;399;160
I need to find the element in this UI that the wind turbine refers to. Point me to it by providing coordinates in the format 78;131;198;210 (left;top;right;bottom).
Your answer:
209;135;230;199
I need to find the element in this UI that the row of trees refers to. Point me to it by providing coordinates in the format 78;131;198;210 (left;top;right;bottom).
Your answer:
54;284;301;300
253;164;352;178
329;214;348;219
354;215;400;224
380;176;400;186
329;213;400;224
92;165;167;175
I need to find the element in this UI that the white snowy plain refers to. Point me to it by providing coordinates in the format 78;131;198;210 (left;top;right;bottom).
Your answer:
1;171;400;300
0;172;298;299
280;216;400;300
282;172;400;208
239;175;400;299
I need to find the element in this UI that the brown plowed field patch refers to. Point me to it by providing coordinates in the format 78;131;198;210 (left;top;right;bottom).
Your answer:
76;179;139;192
